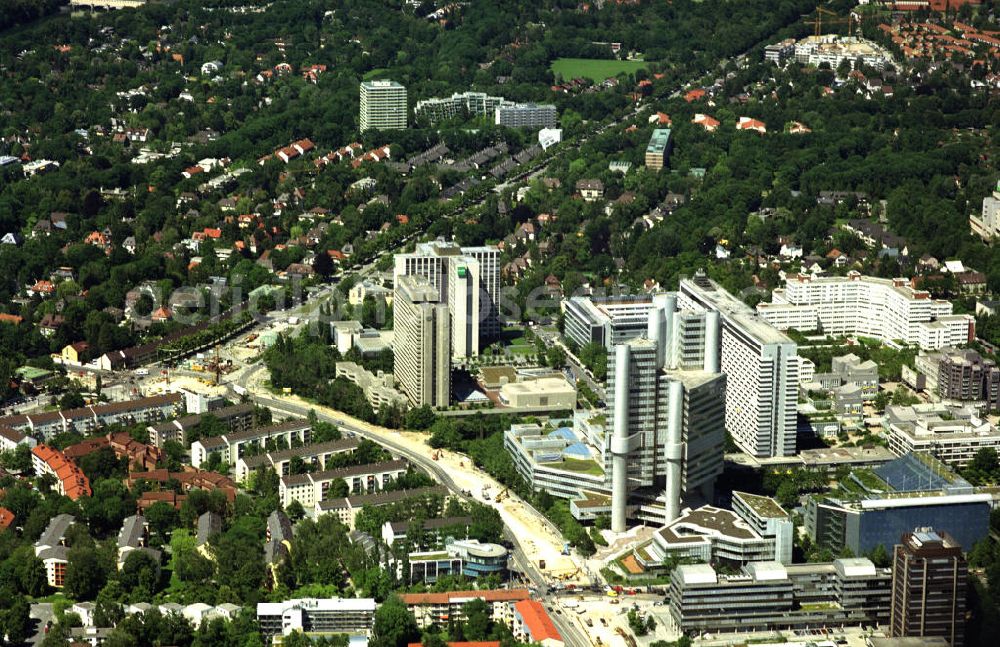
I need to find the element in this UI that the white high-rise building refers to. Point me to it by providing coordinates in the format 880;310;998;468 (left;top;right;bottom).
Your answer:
394;241;500;357
608;294;726;532
679;271;799;459
393;276;450;408
757;271;974;351
971;181;1000;240
359;80;407;131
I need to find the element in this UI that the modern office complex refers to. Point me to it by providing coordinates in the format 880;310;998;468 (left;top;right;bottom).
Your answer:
409;538;508;583
635;500;789;569
890;529;967;647
805;453;990;555
884;403;1000;468
607;293;726;531
562;294;658;350
758;272;975;351
668;558;891;634
644;128;671;170
395;241;501;347
679;270;799;458
257;598;375;642
393;276;451;408
495;102;557;128
414;91;506;123
359;80;407;131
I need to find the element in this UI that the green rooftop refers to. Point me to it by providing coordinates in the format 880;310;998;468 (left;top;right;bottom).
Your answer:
646;128;671;155
543;457;604;477
16;366;52;380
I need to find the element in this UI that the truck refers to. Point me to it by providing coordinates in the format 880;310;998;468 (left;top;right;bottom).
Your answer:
232;384;248;396
287;316;300;325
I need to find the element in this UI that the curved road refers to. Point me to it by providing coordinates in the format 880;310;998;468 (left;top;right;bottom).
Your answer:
236;385;593;645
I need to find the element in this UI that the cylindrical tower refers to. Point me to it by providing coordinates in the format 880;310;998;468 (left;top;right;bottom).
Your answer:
664;379;684;524
611;344;631;533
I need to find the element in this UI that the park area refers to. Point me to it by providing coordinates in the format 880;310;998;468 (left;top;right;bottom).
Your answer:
550;57;647;81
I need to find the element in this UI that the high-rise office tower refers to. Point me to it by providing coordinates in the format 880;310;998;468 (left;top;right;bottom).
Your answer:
359;80;407;131
394;241;500;358
393;276;450;408
678;270;799;458
608;294;726;532
890;528;967;647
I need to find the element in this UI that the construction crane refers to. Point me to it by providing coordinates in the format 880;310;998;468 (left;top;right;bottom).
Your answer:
804;7;855;37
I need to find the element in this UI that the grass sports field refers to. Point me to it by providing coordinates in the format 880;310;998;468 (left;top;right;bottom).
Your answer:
550;57;647;81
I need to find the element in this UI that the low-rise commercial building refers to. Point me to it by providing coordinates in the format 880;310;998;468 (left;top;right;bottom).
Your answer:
409;538;508;583
805;454;990;555
498;376;576;410
884;403;1000;468
668;558;890;634
279;459;408;508
256;598;375;643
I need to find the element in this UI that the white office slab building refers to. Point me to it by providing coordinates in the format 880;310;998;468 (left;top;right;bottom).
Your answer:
394;241;501;352
758;272;974;351
679;270;799;458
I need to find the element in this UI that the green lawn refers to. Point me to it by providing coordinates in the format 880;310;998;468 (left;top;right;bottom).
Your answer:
550;57;647;81
508;344;537;356
362;68;389;80
546;457;604;476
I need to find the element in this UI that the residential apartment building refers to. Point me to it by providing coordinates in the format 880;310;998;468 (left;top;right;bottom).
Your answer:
147;403;254;448
235;438;360;481
257;598;375;642
394;241;501;343
0;393;182;440
890;529;967;647
34;514;75;587
393;275;451;407
0;424;35;452
884;403;1000;468
315;485;449;529
399;589;530;628
495;102;557;128
792;35;893;71
278;459;408;508
679;270;799;458
970;180;1000;240
190;420;312;469
644;128;671;170
31;444;91;500
116;515;161;570
359;80;407;131
511;599;563;647
414;91;506;124
764;38;796;64
758;272;975;351
937;349;1000;412
382;516;472;549
668;558;891;634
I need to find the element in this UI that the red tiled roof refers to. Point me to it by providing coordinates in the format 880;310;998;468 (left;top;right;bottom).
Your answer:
0;314;23;325
32;444;91;500
0;507;14;530
514;600;561;642
400;589;530;605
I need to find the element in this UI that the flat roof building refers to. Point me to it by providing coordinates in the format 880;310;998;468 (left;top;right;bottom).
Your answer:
645;128;671;170
495;102;557;129
360;80;407;131
394;275;451;408
890;529;967;647
257;598;375;642
679;270;799;458
758;272;974;351
885;402;1000;468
